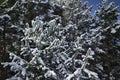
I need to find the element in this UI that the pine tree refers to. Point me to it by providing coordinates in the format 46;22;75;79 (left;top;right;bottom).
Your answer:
2;16;99;80
1;0;120;80
94;0;120;79
0;0;63;79
1;0;100;79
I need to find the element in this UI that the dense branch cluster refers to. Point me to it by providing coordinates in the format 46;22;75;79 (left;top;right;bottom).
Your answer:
0;0;120;80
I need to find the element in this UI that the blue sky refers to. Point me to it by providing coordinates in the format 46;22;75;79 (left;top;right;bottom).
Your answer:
85;0;120;19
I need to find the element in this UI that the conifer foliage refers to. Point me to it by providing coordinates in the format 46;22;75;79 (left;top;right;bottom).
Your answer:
0;0;120;80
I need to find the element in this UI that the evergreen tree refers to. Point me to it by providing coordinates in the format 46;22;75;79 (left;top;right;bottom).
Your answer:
0;0;120;80
94;0;120;79
0;0;62;79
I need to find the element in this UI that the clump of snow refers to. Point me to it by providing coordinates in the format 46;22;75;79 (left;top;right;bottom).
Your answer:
44;70;57;79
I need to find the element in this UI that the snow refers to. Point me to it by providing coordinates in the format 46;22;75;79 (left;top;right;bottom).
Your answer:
6;77;22;80
21;68;26;76
2;0;120;79
111;28;116;33
96;64;103;71
44;70;57;79
84;68;98;78
66;74;74;80
96;48;105;53
0;14;11;20
116;25;120;29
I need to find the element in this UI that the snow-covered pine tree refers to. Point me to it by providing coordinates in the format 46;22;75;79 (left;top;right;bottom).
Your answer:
94;0;120;79
55;0;94;28
2;0;120;80
2;15;99;80
1;0;100;78
0;0;62;79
